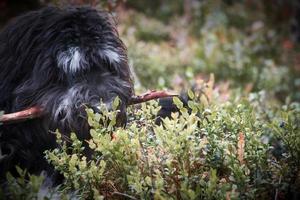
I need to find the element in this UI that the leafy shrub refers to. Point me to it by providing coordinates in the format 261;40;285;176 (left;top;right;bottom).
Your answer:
3;78;298;199
50;93;297;199
1;167;45;200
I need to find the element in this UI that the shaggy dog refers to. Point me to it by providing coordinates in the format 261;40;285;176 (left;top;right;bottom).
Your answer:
0;6;133;185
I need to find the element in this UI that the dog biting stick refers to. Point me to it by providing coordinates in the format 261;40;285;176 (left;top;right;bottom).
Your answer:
0;90;177;124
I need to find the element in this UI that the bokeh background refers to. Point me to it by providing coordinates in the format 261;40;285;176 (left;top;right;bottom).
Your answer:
1;0;299;103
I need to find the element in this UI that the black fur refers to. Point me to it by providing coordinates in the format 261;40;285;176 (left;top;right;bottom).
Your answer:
155;95;189;125
0;6;133;185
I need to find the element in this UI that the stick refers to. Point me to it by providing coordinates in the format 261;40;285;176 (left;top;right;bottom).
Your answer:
129;90;178;105
0;90;177;124
0;107;43;124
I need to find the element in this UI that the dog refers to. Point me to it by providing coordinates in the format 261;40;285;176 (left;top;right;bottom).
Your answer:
0;6;134;186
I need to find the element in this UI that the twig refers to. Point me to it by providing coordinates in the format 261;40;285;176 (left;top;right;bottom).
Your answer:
129;90;178;105
0;90;177;124
237;132;245;165
274;175;282;200
0;107;43;124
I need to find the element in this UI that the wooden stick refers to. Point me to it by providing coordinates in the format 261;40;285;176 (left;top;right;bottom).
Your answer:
0;90;177;124
0;107;43;124
129;90;178;105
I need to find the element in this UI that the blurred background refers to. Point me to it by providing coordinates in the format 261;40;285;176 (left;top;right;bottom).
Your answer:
1;0;299;103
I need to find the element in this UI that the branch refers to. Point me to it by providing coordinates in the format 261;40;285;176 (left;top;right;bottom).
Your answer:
0;90;178;124
129;90;178;105
0;107;43;124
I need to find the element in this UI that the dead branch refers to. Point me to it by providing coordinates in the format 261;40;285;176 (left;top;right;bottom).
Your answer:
0;107;43;124
0;90;177;124
129;90;178;105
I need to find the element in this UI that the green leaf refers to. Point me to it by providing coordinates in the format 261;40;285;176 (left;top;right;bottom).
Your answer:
173;96;183;109
112;96;120;110
188;89;195;100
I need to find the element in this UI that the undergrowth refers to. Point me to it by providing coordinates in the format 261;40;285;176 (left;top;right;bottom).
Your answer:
2;77;299;200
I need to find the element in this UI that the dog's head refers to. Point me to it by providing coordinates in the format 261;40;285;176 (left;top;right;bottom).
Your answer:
7;7;133;136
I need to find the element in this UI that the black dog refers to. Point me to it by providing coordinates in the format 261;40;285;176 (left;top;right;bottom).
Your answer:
0;6;133;185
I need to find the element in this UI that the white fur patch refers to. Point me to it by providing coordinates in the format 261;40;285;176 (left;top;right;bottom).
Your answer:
55;92;73;122
54;87;81;121
102;49;121;63
57;47;87;74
